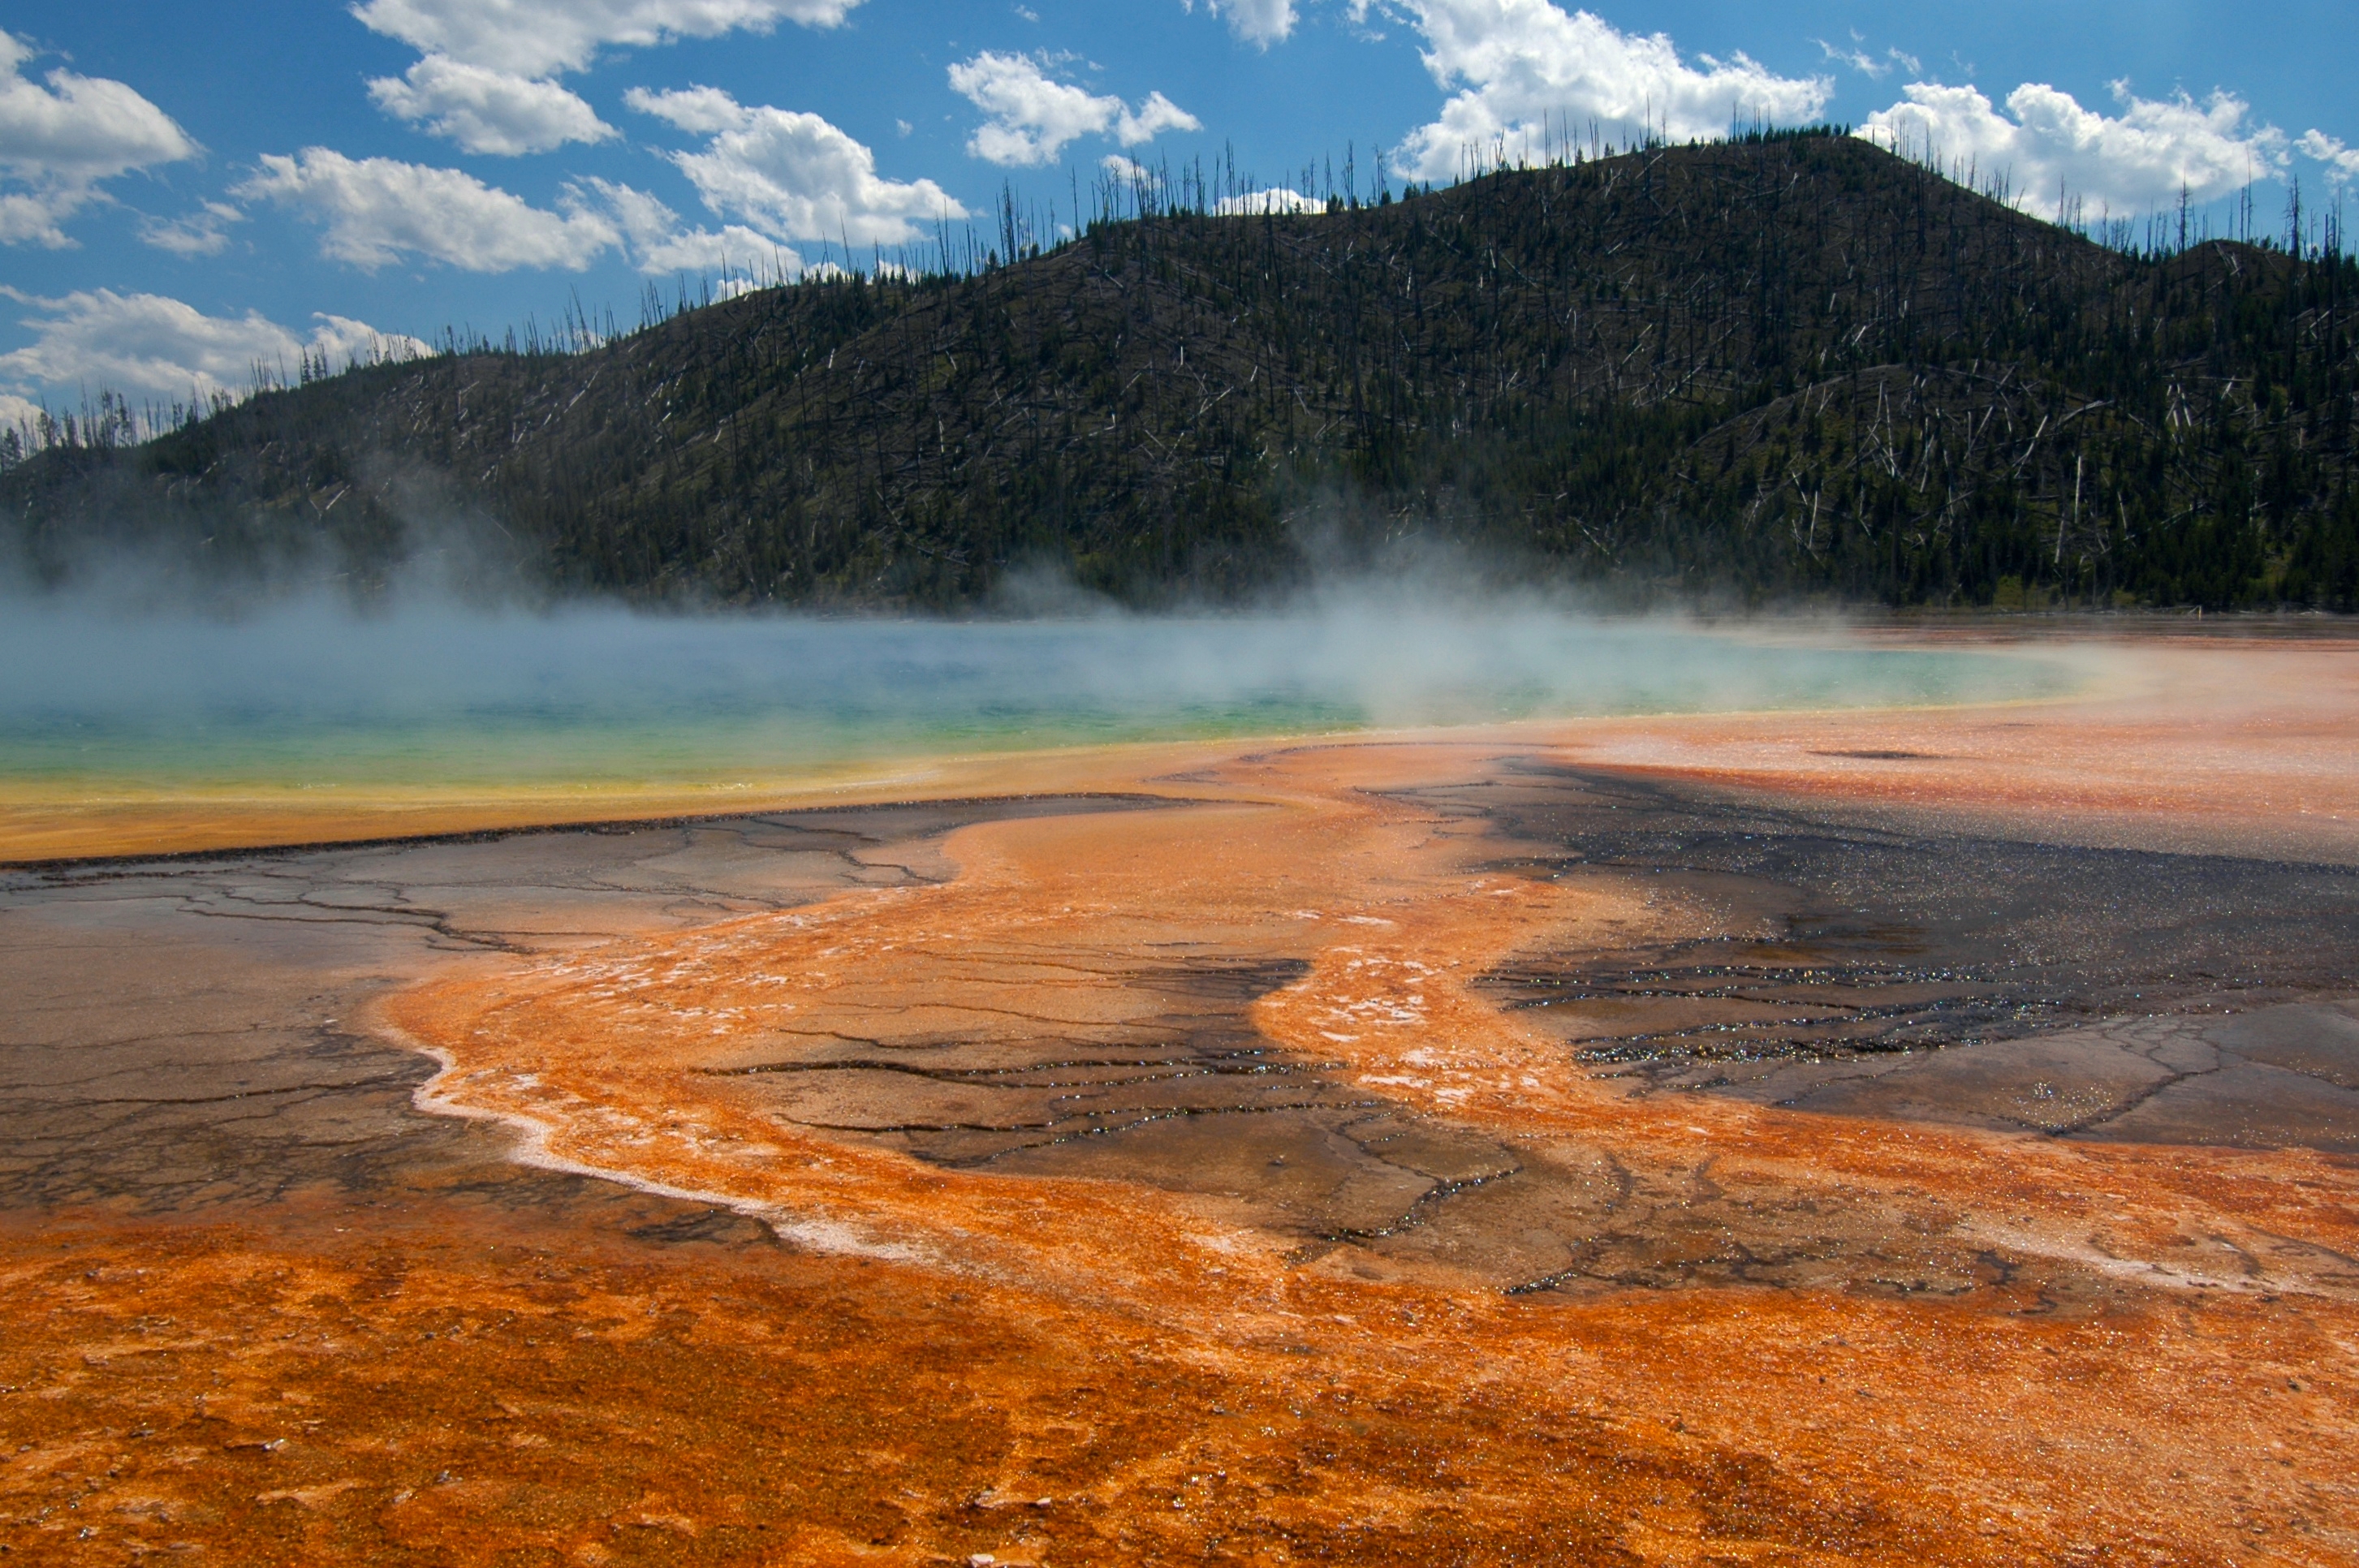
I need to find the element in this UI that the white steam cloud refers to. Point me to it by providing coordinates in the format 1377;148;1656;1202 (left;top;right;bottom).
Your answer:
0;588;2073;800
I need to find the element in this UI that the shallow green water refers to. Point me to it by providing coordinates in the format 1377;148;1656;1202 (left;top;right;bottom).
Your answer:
0;602;2082;794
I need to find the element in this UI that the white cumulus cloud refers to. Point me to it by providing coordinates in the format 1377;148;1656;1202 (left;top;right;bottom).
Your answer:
137;200;244;257
0;32;194;183
1120;93;1198;144
354;1;856;153
1816;37;1885;79
626;84;751;135
368;56;615;156
0;188;88;248
0;29;197;247
237;149;619;271
948;52;1198;166
0;390;45;430
586;176;802;275
1388;0;1831;181
1861;81;2288;219
1195;0;1297;46
350;0;862;78
0;287;427;403
1215;186;1326;215
2300;130;2359;187
627;86;965;244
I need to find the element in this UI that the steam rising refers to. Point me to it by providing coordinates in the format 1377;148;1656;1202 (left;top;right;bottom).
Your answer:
0;587;2079;795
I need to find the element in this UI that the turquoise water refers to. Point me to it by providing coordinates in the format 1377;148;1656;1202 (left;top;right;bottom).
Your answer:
0;602;2081;792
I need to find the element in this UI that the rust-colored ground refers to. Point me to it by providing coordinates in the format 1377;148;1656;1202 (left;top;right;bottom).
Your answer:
5;631;2357;1565
1564;631;2359;861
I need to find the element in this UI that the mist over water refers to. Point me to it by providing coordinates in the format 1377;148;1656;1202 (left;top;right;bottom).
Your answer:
0;591;2083;795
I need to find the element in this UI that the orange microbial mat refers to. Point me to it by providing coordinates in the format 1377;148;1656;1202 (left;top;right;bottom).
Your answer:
3;629;2356;1565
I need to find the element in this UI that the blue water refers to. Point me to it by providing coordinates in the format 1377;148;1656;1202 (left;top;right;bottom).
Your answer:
0;601;2080;792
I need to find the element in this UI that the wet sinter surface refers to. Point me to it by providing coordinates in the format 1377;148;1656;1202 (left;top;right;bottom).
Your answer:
3;635;2359;1566
0;798;1168;1215
1456;762;2359;1150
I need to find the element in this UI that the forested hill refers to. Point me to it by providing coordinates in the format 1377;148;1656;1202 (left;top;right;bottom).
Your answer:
8;129;2358;610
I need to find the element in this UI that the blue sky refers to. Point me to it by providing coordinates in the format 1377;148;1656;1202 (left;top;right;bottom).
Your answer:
2;1;2354;426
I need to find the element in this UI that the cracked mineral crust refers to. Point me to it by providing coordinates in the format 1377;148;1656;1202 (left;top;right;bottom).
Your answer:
5;631;2359;1566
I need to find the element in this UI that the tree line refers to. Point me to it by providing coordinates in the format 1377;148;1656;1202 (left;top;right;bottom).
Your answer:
6;129;2355;610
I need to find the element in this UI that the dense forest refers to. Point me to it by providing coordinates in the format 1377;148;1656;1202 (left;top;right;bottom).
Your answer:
6;130;2357;610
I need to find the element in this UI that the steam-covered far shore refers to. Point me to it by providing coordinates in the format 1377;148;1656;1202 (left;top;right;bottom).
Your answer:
0;584;2081;799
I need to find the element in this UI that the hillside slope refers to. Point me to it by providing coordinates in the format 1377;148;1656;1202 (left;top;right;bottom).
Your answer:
7;131;2357;609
